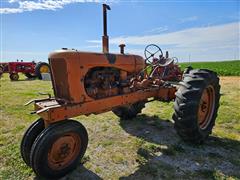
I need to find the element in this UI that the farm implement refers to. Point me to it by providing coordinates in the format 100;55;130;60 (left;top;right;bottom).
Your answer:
21;4;220;179
0;61;50;80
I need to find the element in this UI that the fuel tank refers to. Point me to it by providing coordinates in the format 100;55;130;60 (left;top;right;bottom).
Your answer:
48;49;145;103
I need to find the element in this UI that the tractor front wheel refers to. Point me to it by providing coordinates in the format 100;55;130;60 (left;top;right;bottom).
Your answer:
173;69;220;144
9;73;19;81
112;101;146;119
30;120;88;179
21;118;45;166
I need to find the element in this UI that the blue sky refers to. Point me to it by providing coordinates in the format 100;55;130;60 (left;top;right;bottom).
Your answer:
0;0;239;62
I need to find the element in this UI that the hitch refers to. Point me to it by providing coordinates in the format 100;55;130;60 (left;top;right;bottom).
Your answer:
24;92;52;106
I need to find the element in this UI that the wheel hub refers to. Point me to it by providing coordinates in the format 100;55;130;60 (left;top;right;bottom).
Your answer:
198;85;215;130
59;143;71;158
40;65;49;73
48;133;81;170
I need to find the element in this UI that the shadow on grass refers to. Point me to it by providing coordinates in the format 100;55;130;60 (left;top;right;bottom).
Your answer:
34;165;102;180
119;114;240;179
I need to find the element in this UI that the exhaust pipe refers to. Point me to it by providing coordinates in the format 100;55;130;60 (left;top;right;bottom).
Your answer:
102;4;111;53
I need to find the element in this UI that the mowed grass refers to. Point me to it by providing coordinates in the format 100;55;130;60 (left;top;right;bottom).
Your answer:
180;60;240;76
0;74;240;180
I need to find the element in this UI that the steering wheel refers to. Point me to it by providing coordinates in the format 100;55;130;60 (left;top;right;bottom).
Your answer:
144;44;163;64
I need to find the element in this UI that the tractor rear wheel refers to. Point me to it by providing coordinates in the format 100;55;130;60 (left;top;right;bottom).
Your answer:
35;62;50;80
9;73;19;81
20;118;45;166
173;69;220;144
30;120;88;179
112;101;146;119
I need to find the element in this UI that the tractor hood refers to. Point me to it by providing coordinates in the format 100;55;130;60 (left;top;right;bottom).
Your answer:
48;49;145;103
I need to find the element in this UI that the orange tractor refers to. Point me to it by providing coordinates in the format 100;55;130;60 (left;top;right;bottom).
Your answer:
21;4;220;179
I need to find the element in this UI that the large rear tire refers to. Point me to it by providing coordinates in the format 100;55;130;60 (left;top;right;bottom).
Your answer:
30;120;88;179
35;62;50;80
112;101;146;119
20;118;45;166
173;69;220;144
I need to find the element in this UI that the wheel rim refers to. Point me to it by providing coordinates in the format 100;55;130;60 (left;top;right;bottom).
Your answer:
198;85;215;130
11;74;19;80
39;65;49;73
48;133;81;170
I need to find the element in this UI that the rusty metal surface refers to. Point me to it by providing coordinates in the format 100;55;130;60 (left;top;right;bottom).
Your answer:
48;50;145;103
51;58;72;101
45;47;180;125
35;84;176;124
35;88;158;123
105;53;116;64
102;36;109;53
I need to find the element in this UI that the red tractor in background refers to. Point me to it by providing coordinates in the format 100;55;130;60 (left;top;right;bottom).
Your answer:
0;60;50;81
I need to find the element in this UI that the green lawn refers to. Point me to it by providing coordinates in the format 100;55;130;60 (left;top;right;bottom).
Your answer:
180;60;240;76
0;74;239;180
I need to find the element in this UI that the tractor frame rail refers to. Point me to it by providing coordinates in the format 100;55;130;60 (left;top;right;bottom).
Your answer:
35;86;176;125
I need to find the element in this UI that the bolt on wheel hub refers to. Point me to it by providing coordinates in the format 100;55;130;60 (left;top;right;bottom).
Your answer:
48;133;81;170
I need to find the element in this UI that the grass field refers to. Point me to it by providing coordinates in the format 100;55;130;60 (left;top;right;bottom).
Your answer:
0;74;240;180
180;60;240;76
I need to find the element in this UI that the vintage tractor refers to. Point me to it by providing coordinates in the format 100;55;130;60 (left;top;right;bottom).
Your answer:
21;4;220;179
0;61;50;80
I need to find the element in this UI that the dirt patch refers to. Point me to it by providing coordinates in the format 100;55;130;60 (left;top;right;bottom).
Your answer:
220;76;240;86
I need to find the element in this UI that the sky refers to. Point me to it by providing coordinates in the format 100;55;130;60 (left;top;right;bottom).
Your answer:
0;0;239;62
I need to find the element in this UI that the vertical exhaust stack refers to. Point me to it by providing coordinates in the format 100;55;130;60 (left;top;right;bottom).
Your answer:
102;4;111;53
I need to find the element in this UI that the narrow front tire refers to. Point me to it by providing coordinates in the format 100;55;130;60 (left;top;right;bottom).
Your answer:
20;118;45;166
30;120;88;179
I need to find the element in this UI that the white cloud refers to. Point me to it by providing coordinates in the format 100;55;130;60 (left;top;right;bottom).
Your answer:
179;16;198;23
146;26;168;34
0;0;106;14
0;8;24;14
88;22;240;61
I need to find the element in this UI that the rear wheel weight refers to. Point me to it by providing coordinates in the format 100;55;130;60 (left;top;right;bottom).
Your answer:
172;69;220;144
30;120;88;179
